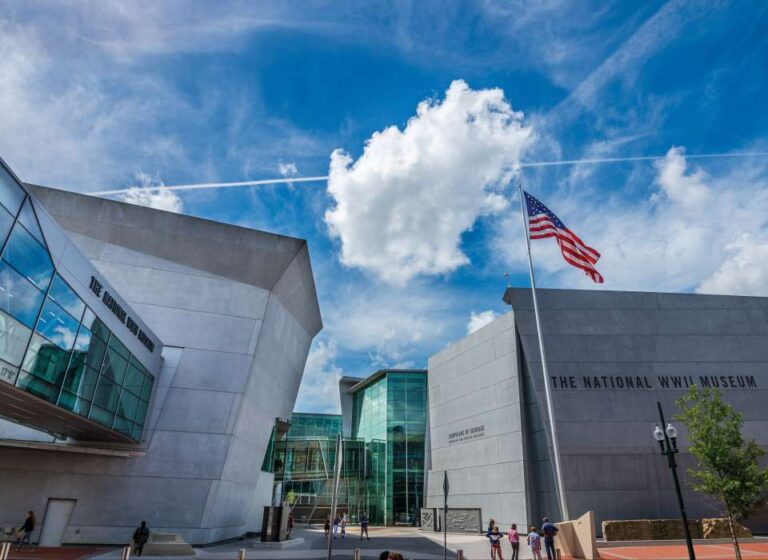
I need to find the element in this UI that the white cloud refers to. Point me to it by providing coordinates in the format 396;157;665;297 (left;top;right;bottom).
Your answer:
119;173;184;213
697;234;768;296
498;147;768;296
294;339;343;414
278;161;299;177
325;80;532;285
467;310;498;334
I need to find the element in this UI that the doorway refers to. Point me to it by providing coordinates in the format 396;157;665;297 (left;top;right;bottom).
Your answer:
39;498;77;546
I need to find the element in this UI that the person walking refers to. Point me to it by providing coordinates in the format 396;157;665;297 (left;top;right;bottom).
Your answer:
332;514;341;539
507;523;520;560
541;517;558;560
527;526;542;560
340;513;348;539
132;521;150;556
360;512;370;540
488;526;505;560
14;511;35;552
324;515;331;538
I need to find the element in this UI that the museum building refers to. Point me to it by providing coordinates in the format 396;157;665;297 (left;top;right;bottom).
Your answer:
266;369;427;526
425;287;768;535
0;157;322;545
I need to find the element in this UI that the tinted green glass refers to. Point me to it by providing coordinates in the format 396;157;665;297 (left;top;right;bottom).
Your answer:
61;357;99;402
0;166;25;216
0;260;46;327
0;309;32;367
35;298;79;351
76;329;107;371
3;223;54;291
89;405;113;427
113;414;133;435
108;335;129;358
131;424;144;441
140;374;152;401
16;370;57;402
123;362;144;397
101;345;128;384
58;390;91;416
22;333;71;392
81;308;110;342
117;390;139;422
92;376;120;413
47;275;85;321
135;399;148;426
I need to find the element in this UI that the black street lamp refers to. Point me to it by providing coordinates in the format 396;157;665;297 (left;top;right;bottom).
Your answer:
653;401;696;560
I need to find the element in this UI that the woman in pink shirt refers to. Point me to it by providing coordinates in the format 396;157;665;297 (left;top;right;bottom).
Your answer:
507;523;520;560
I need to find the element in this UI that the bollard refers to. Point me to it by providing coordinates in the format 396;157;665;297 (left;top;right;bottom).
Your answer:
353;547;361;560
237;548;247;560
1;541;10;560
121;545;131;560
456;549;464;560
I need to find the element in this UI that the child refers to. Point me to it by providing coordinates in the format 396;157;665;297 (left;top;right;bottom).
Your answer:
508;523;520;560
528;526;542;560
488;526;505;560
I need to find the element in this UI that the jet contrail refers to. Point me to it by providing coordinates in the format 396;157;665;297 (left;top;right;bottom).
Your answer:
91;151;768;197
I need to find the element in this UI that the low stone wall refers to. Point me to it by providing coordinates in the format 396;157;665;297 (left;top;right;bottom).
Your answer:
602;518;752;541
602;519;703;541
701;518;752;539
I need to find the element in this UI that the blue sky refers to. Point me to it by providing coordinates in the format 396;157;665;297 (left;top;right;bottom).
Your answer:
2;1;767;413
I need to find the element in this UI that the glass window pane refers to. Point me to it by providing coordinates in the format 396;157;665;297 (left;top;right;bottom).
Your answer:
58;390;91;416
0;260;46;327
140;374;153;401
47;275;85;321
92;376;120;412
135;399;149;426
131;424;143;441
18;198;45;245
0;205;13;245
61;357;99;401
89;405;113;427
108;335;129;358
123;362;144;396
0;166;25;216
16;370;57;402
113;415;133;435
0;357;19;385
35;298;79;351
117;390;139;422
22;333;71;391
101;346;128;384
80;331;107;371
3;223;54;291
0;309;33;366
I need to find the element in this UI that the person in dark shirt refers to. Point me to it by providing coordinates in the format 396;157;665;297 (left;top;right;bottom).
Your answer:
360;513;370;540
14;511;35;551
541;517;558;560
132;521;150;556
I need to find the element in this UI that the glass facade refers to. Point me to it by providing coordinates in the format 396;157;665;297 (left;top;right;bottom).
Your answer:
352;370;427;525
265;370;427;526
0;161;154;442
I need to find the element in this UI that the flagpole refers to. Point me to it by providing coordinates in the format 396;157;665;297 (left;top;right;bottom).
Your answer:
517;182;570;521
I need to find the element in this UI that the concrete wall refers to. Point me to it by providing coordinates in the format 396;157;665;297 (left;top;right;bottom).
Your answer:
508;288;768;533
425;311;529;531
0;188;321;545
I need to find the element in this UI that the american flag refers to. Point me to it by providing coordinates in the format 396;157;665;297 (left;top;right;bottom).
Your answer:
524;190;604;283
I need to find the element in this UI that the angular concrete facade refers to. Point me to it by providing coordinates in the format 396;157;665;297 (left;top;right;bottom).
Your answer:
0;186;321;545
427;288;768;535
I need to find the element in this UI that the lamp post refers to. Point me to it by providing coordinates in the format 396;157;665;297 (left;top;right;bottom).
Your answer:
653;401;696;560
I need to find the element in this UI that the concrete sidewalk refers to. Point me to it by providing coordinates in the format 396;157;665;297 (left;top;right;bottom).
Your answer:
91;526;535;560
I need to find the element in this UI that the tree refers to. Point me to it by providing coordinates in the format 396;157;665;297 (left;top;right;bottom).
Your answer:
676;386;768;560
